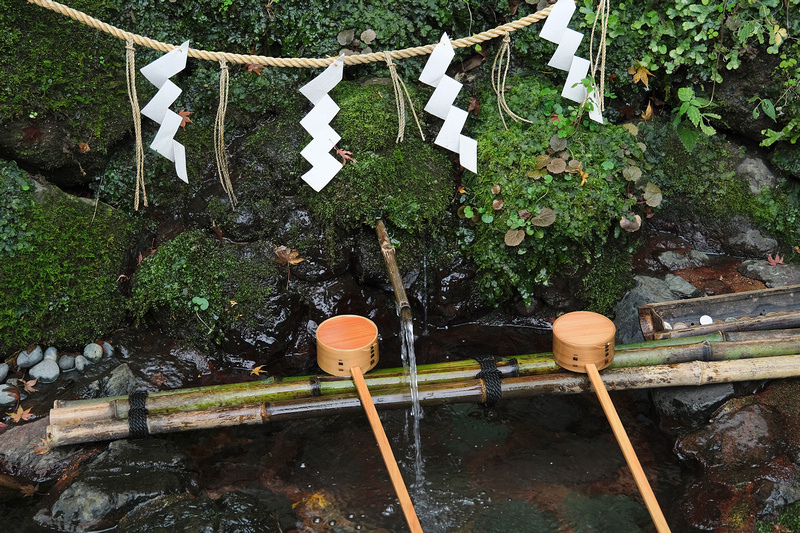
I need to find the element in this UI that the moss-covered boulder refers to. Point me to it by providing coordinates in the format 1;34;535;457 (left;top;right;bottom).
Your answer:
0;160;141;354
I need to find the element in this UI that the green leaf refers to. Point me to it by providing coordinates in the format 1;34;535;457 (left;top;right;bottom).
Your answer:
192;296;209;311
760;99;776;121
643;182;663;207
677;122;700;151
677;87;695;102
699;121;716;136
687;106;702;127
481;213;494;224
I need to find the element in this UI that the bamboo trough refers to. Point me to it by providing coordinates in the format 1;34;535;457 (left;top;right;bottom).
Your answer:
48;330;800;428
47;333;800;447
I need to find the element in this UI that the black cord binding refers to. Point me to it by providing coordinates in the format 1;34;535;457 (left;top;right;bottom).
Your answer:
128;389;150;439
475;356;503;408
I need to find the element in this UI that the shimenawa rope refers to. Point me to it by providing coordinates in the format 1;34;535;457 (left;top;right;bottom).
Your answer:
126;39;146;210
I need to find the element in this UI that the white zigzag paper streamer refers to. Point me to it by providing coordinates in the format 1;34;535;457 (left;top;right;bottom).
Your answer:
298;55;345;192
140;41;190;183
419;34;477;174
540;0;603;123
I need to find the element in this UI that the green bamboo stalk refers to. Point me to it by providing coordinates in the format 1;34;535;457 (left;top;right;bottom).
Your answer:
49;331;800;426
47;354;800;447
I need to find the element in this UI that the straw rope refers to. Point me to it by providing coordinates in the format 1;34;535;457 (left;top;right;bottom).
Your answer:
125;39;147;210
588;0;609;114
491;33;533;129
383;52;424;143
27;0;553;68
214;59;237;207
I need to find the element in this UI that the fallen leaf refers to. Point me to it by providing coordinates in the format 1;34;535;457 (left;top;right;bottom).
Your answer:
632;65;653;89
619;213;642;232
19;484;38;497
178;109;193;128
250;365;267;376
530;207;556;227
641;102;654;121
457;185;467;194
360;29;376;44
33;437;52;455
767;253;784;266
333;145;356;166
22;378;38;394
467;97;481;115
504;228;525;247
246;63;264;75
78;142;91;154
547;158;566;174
6;405;34;423
274;246;306;267
22;125;43;144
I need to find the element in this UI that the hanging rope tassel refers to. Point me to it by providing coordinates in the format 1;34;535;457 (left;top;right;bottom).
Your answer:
126;39;147;210
215;58;237;208
589;0;609;115
491;33;532;130
383;52;424;143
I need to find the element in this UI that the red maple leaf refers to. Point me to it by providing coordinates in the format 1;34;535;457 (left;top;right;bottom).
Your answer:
22;125;43;144
767;253;784;266
178;109;193;128
246;63;264;75
333;146;356;166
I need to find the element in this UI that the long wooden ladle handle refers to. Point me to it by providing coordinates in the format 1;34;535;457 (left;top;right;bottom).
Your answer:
351;365;423;533
585;363;671;533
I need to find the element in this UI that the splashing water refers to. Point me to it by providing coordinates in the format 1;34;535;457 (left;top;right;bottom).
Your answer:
399;308;424;487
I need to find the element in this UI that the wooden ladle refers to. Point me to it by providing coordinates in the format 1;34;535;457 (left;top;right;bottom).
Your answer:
553;311;670;533
316;315;422;532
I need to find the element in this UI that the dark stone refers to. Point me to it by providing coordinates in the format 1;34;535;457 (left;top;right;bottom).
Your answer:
34;439;200;532
117;491;286;533
738;259;800;287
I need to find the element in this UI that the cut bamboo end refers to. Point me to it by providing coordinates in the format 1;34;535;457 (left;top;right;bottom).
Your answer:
317;315;379;377
552;311;615;373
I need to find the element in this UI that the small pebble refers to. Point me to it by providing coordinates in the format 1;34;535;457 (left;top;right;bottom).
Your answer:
58;355;76;371
0;363;8;383
700;315;713;326
83;343;104;363
663;321;672;330
30;359;60;383
674;322;688;329
44;346;58;361
17;345;43;368
75;355;88;372
724;317;738;322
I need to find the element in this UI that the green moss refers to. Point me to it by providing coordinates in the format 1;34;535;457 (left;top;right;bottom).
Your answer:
130;230;280;349
0;1;130;155
303;81;453;233
581;245;636;316
0;167;141;354
460;76;644;305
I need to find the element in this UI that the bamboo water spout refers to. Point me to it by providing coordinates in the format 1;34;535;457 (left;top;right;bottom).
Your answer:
376;219;410;313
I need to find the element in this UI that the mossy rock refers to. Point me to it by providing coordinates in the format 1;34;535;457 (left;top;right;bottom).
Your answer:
0;1;131;184
0;160;143;354
303;81;454;232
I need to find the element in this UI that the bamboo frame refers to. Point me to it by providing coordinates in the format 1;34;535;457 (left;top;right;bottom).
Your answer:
47;354;800;447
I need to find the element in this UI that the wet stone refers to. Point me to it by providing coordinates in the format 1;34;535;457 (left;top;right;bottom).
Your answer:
83;342;104;363
43;346;58;361
0;384;17;407
0;363;7;382
16;345;43;369
34;439;200;532
75;355;89;372
58;355;75;371
28;359;60;383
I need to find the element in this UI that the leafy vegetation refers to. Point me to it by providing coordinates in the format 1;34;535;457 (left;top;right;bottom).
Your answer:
458;77;652;305
0;161;35;258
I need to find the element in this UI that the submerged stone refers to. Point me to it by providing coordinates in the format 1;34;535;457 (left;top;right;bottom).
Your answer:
0;363;7;383
58;355;75;371
0;384;17;408
83;343;104;363
43;346;58;361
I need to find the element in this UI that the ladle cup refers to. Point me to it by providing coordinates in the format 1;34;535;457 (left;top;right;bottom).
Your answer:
552;311;670;533
316;315;423;533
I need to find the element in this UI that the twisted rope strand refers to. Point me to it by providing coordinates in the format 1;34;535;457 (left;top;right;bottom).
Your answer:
28;0;552;67
214;59;237;207
125;39;147;210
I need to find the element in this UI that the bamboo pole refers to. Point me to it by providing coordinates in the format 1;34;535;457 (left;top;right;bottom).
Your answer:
47;354;800;447
585;363;670;532
49;332;800;426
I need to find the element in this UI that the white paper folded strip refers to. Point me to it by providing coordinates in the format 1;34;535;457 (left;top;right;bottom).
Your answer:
298;56;345;192
539;0;603;123
418;33;478;174
140;41;191;183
